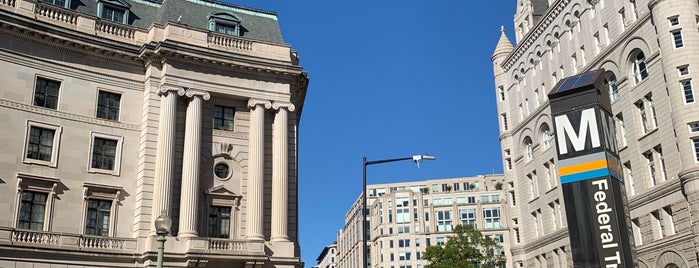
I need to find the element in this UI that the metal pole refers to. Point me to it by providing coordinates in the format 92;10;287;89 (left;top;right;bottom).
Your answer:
362;156;368;268
156;234;166;268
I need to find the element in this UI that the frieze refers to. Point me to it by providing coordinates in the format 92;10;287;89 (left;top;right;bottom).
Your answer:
0;99;139;131
212;129;248;139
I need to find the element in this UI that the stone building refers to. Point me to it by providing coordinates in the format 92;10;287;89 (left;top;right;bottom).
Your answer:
492;0;699;267
313;242;338;268
336;175;510;268
0;0;308;267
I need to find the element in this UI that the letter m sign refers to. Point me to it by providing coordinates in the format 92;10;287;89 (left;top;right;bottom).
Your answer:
554;108;600;155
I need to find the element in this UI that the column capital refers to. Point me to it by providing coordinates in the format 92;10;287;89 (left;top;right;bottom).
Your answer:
159;85;185;96
185;89;211;100
248;99;272;109
272;101;296;112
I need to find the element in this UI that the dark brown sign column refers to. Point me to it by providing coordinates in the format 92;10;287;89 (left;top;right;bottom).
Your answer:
548;69;636;268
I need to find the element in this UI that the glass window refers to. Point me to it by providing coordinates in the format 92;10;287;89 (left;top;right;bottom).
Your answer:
208;206;231;238
669;16;679;26
436;211;452;232
214;163;230;179
693;138;699;162
682;80;695;103
541;124;552;149
671;31;684;48
524;137;533;160
214;105;235;131
91;137;118;170
18;191;47;230
689;122;699;132
26;127;55;161
633;51;649;83
606;72;619;102
34;77;60;109
483;208;501;229
85;199;112;236
101;5;125;23
215;23;238;35
97;91;121;120
460;208;476;228
40;0;66;7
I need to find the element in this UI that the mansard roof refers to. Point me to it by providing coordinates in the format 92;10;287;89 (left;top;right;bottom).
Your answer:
70;0;284;43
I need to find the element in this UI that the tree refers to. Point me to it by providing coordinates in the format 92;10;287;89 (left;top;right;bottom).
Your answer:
422;224;506;268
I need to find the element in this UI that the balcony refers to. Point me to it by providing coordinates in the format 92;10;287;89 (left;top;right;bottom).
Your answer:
1;227;137;253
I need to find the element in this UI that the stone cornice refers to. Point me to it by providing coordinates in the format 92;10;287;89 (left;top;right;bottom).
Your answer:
502;0;570;72
0;99;139;131
522;228;568;252
635;230;694;254
628;177;681;210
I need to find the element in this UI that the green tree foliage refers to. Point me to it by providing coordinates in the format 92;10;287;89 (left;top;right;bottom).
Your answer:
422;225;506;268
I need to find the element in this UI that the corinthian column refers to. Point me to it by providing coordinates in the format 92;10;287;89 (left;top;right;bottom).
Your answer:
177;90;210;238
246;99;271;241
151;86;184;235
271;102;295;242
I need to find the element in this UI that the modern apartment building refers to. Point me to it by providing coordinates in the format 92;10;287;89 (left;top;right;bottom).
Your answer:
0;0;308;267
313;242;338;268
491;0;699;267
336;175;510;268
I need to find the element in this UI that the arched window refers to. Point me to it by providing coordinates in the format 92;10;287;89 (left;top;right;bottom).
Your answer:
540;124;552;149
524;137;534;161
606;71;619;101
632;50;649;83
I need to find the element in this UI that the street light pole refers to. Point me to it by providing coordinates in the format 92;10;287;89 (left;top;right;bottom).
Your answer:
154;210;172;268
362;155;435;268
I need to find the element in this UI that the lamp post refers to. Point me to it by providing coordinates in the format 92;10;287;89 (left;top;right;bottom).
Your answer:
362;154;435;268
154;210;172;268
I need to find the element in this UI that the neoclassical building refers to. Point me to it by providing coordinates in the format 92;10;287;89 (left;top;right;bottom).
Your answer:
492;0;699;267
335;175;511;268
0;0;308;267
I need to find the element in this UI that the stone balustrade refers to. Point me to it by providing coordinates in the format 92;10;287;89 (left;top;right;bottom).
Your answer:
1;228;137;253
35;2;76;25
208;32;253;51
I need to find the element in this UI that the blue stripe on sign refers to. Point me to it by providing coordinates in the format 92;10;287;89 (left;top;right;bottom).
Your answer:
560;168;610;184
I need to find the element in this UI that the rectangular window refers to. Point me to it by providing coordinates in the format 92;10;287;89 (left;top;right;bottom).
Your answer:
501;113;508;131
619;8;627;30
651;211;663;240
208;206;231;238
672;30;684;48
678;65;689;76
436;211;452;232
91;137;118;171
662;206;676;236
18;191;48;230
215;23;238;35
101;5;125;23
624;162;635;196
669;16;680;26
682;80;695;103
40;0;66;7
644;150;657;187
616;113;627;147
96;91;121;120
690;122;699;132
214;105;235;131
693;138;699;162
26;126;55;162
483;208;500;229
34;77;60;109
499;86;505;101
467;196;476;204
85;199;112;236
460;208;476;228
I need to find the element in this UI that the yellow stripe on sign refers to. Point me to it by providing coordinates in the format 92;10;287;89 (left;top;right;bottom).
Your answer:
559;159;608;176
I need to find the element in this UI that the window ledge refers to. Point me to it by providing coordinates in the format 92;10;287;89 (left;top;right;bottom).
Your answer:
23;159;58;168
87;168;120;176
637;127;659;141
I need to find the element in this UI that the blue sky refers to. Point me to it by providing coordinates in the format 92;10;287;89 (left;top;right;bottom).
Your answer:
231;1;515;266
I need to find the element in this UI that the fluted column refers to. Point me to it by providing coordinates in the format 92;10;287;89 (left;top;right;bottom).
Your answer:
271;102;295;242
151;86;184;235
177;90;210;238
246;99;271;241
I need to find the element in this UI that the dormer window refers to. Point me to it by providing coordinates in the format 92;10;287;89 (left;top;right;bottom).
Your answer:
40;0;69;8
209;12;242;36
97;0;131;24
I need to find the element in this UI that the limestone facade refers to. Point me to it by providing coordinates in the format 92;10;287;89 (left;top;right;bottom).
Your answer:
0;0;308;267
492;0;699;267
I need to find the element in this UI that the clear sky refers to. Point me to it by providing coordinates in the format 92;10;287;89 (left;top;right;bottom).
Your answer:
230;1;515;266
